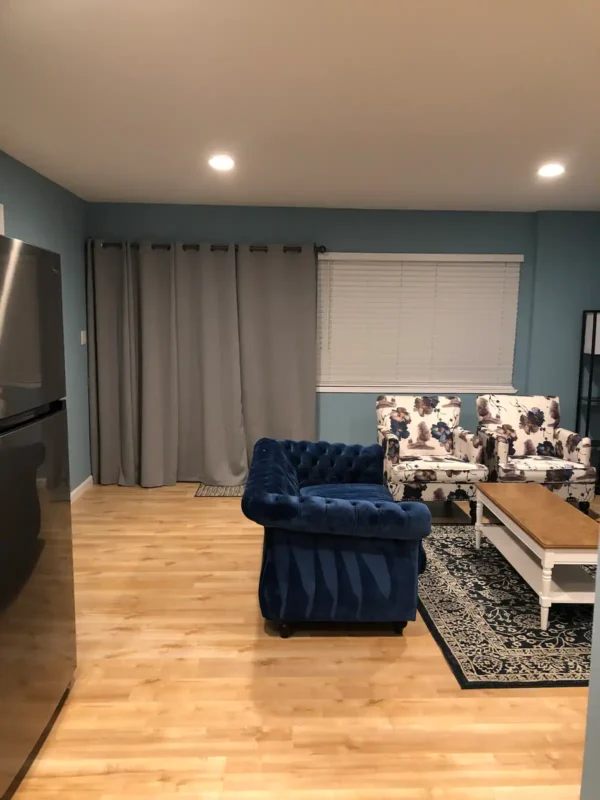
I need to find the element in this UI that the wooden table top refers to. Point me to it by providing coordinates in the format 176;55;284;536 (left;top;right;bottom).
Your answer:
476;482;599;550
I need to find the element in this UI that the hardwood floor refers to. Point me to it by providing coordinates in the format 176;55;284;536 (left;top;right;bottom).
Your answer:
14;484;590;799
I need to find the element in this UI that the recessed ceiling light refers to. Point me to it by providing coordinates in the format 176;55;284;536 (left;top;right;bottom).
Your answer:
209;154;235;171
537;162;565;178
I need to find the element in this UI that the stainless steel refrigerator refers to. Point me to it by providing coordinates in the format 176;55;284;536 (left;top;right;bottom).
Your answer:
0;234;76;797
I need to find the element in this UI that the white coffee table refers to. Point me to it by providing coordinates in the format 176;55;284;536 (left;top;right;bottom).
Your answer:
475;483;598;631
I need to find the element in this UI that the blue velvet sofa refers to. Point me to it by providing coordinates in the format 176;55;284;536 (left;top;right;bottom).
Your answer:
242;438;431;637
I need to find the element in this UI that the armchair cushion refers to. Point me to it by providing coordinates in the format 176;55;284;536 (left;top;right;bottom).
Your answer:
498;456;595;483
387;455;488;484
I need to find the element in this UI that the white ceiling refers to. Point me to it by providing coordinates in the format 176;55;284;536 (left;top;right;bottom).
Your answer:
1;0;600;210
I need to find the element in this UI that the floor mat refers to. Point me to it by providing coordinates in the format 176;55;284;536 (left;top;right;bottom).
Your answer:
418;525;593;688
195;482;245;497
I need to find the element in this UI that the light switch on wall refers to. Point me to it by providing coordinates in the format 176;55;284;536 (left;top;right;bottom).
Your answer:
81;330;87;345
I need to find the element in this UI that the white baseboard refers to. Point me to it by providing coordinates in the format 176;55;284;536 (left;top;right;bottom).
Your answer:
71;475;93;503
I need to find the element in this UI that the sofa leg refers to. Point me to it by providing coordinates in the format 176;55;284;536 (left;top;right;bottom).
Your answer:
469;500;477;525
278;622;293;639
393;621;407;635
579;501;591;516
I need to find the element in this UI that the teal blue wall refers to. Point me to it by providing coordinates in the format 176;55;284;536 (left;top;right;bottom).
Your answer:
2;147;597;492
530;213;600;428
87;203;543;439
0;151;90;489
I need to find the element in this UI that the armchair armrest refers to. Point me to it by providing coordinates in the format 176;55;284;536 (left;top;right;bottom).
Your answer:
242;491;431;542
380;430;400;463
453;427;484;464
478;425;512;464
554;428;592;466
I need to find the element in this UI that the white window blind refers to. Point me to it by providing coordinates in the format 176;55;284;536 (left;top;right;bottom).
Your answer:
317;253;523;393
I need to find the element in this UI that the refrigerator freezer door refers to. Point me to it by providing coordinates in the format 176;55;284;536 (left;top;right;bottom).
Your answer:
0;408;76;796
0;236;66;419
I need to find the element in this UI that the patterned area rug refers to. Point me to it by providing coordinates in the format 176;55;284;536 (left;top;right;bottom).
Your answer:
195;483;246;497
419;525;593;689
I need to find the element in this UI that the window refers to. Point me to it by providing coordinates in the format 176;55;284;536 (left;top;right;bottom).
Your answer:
317;253;523;393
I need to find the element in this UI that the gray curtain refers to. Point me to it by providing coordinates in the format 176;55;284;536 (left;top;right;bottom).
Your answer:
175;244;247;483
237;245;317;450
87;241;247;487
87;240;316;487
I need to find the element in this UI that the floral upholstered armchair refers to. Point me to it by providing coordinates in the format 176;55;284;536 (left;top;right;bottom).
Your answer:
476;395;596;513
377;395;488;523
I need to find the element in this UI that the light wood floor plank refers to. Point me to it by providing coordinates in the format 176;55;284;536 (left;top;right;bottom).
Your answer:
13;484;589;799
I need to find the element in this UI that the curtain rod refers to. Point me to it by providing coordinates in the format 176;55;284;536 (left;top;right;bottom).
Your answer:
99;242;326;254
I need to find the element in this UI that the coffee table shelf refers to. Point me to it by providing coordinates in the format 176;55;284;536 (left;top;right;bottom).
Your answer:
482;524;596;605
475;483;598;630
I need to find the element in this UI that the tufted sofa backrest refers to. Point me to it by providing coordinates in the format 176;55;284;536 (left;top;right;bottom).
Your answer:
283;439;383;487
244;438;384;500
376;395;462;457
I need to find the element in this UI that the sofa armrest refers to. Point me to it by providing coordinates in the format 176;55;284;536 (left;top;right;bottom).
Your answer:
242;491;431;542
453;427;484;464
554;428;592;466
